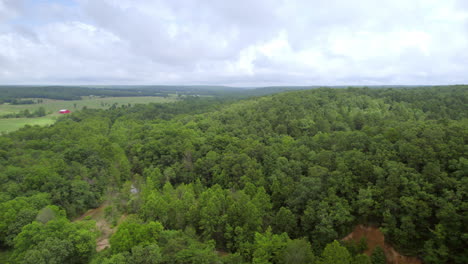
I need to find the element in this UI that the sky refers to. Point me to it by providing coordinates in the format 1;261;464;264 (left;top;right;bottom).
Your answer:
0;0;468;86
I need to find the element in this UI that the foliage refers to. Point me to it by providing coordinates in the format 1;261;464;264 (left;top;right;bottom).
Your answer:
371;246;386;264
1;107;46;118
110;218;163;253
0;86;466;263
11;208;97;264
0;194;51;246
320;240;352;264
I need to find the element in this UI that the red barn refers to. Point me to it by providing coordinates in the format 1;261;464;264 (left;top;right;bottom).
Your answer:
59;109;71;114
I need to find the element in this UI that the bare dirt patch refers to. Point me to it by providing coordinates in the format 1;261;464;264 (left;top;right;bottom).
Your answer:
343;225;422;264
74;202;114;252
74;202;108;221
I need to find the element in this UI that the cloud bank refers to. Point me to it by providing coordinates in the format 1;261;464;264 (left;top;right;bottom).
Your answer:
0;0;467;86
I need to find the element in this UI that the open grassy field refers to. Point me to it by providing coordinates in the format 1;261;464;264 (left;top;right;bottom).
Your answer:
0;117;57;134
0;96;176;116
0;96;176;133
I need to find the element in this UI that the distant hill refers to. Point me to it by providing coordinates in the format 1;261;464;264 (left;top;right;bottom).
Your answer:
1;84;463;103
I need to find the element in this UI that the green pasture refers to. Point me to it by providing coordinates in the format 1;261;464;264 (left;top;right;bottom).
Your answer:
0;96;176;115
0;96;176;133
0;117;57;134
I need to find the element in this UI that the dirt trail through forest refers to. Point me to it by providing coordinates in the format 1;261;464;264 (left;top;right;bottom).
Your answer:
343;225;422;264
74;202;114;252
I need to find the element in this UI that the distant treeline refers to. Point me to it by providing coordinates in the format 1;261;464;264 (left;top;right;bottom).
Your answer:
3;85;463;102
7;99;39;105
0;85;253;102
0;86;175;101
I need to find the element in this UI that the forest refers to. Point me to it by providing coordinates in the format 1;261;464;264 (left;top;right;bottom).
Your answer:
0;85;230;102
0;85;319;103
0;86;466;264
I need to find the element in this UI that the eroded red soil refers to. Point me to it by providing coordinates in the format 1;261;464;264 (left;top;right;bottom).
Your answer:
343;225;422;264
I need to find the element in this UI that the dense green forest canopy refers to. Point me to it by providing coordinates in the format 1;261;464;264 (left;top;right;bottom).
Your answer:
0;86;466;263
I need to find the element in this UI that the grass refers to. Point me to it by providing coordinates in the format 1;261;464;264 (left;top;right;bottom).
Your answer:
0;96;176;116
0;96;176;133
0;116;57;134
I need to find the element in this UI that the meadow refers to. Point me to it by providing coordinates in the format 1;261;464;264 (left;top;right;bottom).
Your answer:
0;117;57;134
0;96;176;133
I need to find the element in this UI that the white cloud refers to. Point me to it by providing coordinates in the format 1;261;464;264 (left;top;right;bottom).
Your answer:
0;0;467;85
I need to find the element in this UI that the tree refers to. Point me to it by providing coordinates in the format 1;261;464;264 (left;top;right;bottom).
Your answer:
423;224;449;264
36;205;64;224
110;218;163;253
129;244;162;264
371;246;386;264
0;194;50;246
321;240;352;264
273;207;296;236
197;185;227;244
353;254;371;264
279;239;315;264
252;228;290;264
12;216;97;264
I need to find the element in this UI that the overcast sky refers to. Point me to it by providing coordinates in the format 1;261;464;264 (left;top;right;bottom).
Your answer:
1;0;468;86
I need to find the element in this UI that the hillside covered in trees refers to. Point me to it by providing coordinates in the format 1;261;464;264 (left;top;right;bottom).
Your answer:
0;87;466;264
0;85;313;103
